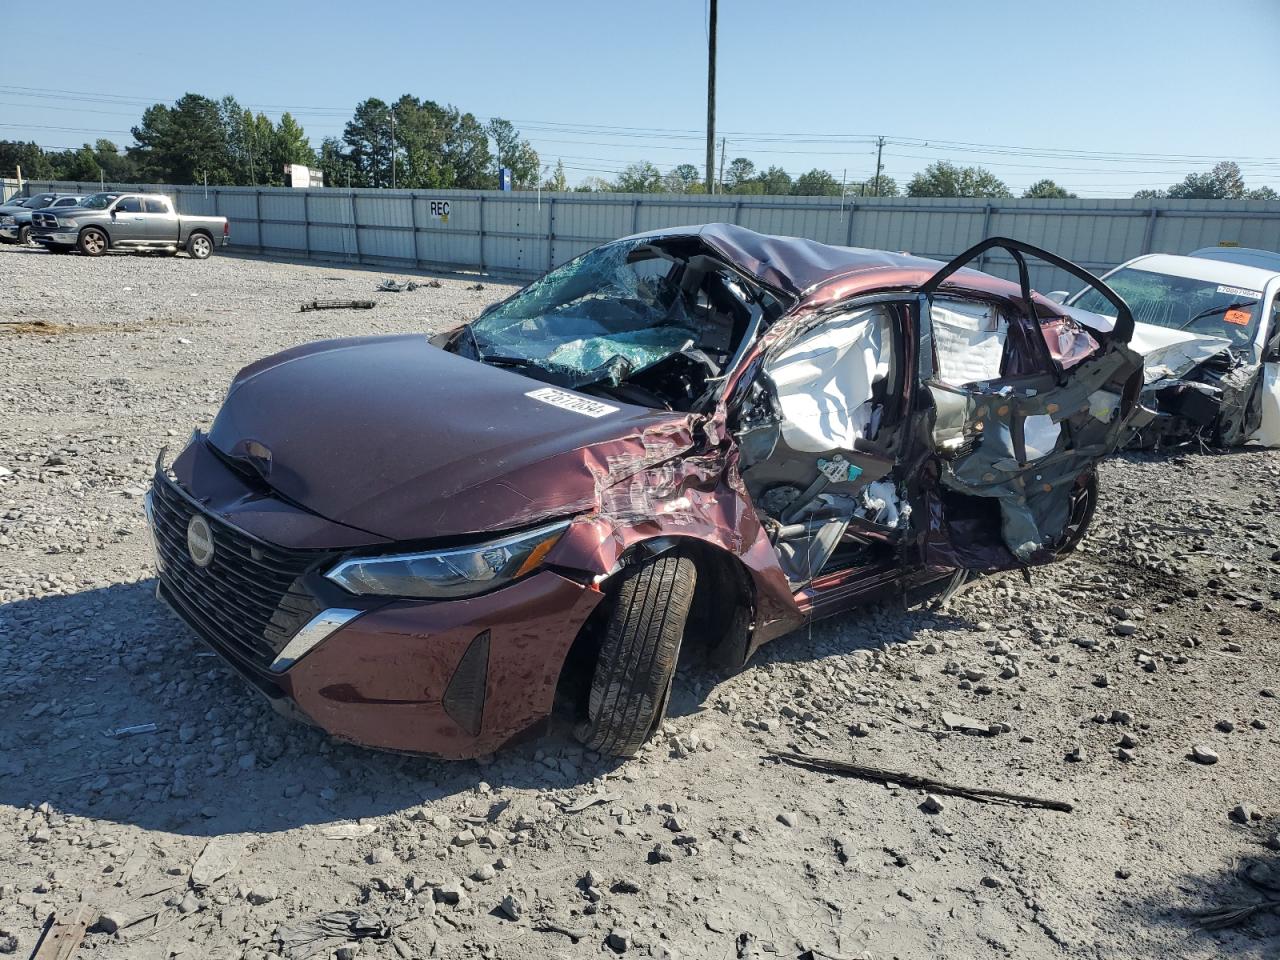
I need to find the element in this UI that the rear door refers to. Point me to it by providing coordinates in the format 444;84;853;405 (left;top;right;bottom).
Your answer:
142;196;178;242
914;238;1142;571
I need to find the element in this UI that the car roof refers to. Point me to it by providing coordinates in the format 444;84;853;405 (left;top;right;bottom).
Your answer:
1188;246;1280;272
625;222;1027;307
1120;252;1278;289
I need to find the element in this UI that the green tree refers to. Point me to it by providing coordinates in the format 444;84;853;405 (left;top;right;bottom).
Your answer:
544;159;567;191
0;140;56;180
272;112;316;177
865;174;899;197
1022;178;1077;199
792;169;842;196
665;163;702;193
130;93;235;184
907;161;1011;198
443;110;494;189
93;140;137;182
1132;188;1167;199
487;117;540;188
725;157;755;191
614;161;664;193
343;98;393;187
1249;186;1279;200
1167;161;1246;199
318;137;356;188
756;165;793;195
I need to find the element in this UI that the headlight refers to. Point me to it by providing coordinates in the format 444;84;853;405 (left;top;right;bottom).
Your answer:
325;519;571;599
0;216;13;225
60;219;78;228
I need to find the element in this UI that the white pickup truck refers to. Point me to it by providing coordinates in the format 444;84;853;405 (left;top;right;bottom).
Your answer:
29;191;229;259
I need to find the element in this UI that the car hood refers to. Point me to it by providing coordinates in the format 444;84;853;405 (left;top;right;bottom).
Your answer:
207;334;688;541
1128;320;1234;384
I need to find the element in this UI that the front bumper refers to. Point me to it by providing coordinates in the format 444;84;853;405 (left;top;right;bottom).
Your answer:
146;463;602;758
33;230;77;245
0;224;18;242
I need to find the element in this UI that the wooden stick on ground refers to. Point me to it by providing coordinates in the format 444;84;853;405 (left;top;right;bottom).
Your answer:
768;750;1075;813
31;904;96;960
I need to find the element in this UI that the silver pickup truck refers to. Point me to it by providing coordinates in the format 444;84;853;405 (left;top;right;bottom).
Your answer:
30;191;229;259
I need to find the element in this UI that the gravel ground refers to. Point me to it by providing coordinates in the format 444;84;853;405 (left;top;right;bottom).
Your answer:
1;243;1278;960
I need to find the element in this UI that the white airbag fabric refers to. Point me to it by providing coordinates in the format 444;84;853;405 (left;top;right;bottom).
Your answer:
768;307;889;453
932;301;1007;386
1252;361;1280;448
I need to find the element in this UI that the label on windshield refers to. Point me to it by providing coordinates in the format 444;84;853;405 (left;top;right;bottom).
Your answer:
1216;285;1261;299
525;387;618;418
1223;308;1252;326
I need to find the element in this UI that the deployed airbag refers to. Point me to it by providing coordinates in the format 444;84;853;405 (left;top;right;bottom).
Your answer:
931;301;1007;386
767;307;890;453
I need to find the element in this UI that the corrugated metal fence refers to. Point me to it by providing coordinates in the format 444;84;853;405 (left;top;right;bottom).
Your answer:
6;178;1280;293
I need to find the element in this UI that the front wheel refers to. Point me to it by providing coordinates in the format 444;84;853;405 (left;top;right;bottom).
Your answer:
17;225;30;245
576;550;698;757
78;227;107;257
186;233;213;260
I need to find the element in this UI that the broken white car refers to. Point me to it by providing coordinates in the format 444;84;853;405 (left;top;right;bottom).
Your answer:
1060;250;1280;448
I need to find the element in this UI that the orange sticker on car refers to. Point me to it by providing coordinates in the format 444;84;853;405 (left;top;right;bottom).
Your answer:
1223;308;1251;326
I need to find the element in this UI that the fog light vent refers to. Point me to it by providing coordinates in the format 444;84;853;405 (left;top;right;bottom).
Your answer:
443;630;490;737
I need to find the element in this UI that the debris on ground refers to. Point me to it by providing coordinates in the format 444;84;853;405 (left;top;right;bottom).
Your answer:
275;910;392;959
376;278;442;292
769;750;1075;812
299;299;376;312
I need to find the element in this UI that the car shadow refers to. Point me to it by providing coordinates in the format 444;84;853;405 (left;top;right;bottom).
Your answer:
2;576;977;838
0;581;628;838
1128;844;1280;958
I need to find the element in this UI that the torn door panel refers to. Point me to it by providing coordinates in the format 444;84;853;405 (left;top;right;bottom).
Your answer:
917;238;1143;569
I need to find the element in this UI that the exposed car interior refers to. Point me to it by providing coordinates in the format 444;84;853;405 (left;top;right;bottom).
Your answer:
453;237;779;412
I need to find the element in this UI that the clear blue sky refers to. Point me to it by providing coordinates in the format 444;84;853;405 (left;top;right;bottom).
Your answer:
3;0;1278;196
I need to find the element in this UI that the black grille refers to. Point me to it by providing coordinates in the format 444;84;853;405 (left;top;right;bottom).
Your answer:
32;212;58;229
149;473;324;674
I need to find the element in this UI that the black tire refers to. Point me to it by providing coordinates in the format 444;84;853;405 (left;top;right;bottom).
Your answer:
78;227;107;257
187;232;213;260
17;225;30;245
576;550;697;757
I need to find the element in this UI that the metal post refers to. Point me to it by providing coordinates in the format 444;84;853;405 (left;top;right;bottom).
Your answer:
845;201;856;247
478;195;486;273
733;199;743;225
873;136;885;197
632;198;641;234
254;190;262;254
547;197;556;271
705;0;717;193
1141;207;1159;253
350;191;361;263
302;190;310;259
977;204;994;268
408;190;418;266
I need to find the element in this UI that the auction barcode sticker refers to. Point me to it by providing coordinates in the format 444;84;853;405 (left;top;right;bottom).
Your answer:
526;387;619;418
1216;285;1261;299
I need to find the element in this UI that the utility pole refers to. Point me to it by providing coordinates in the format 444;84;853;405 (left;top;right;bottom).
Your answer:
717;137;727;194
705;0;717;194
873;135;885;197
391;112;396;190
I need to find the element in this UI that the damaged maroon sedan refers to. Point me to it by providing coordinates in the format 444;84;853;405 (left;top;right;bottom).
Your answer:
146;226;1142;758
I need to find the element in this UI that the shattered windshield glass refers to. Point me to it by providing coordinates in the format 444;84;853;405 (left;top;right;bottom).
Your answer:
466;239;699;383
1073;267;1260;347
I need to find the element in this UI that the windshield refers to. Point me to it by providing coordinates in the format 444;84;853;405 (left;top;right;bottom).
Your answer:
1072;267;1261;347
468;239;704;382
4;197;29;208
78;193;122;210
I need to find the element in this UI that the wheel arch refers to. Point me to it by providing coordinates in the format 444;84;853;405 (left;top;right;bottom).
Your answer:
553;533;757;709
79;224;110;247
